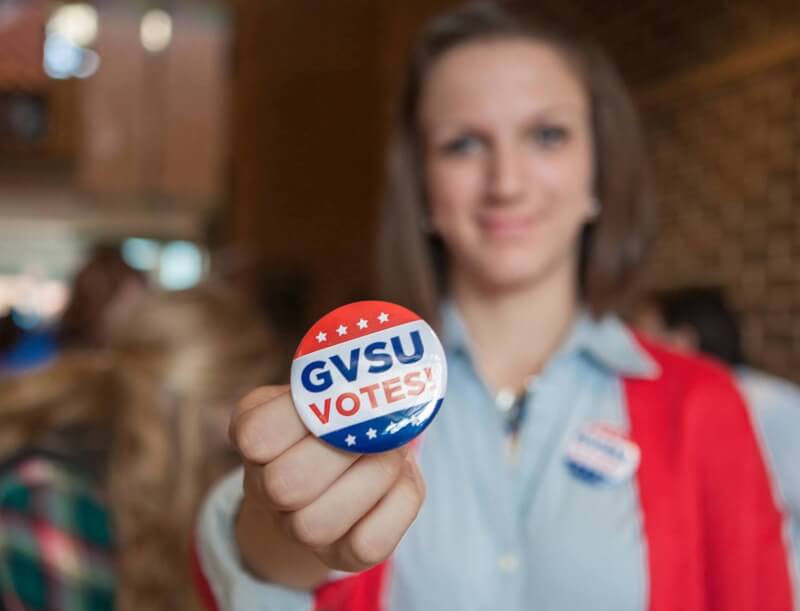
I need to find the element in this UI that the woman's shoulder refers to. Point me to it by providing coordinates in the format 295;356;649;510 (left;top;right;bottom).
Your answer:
626;334;779;493
630;333;741;399
625;334;752;446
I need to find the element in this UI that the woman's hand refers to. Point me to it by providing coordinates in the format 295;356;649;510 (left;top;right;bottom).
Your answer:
229;386;425;590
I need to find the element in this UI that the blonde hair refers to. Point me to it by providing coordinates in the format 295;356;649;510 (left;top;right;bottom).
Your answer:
0;284;277;611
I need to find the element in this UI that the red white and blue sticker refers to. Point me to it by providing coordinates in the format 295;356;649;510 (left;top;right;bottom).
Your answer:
564;424;640;486
290;301;447;454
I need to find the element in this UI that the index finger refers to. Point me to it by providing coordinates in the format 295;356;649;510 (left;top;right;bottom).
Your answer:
230;385;310;464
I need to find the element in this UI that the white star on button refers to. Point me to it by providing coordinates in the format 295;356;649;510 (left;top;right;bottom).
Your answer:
345;434;356;447
366;428;377;440
315;331;327;343
377;312;389;324
336;325;348;337
357;318;368;330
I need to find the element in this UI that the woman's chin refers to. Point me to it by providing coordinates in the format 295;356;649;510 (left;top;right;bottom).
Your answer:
469;262;552;294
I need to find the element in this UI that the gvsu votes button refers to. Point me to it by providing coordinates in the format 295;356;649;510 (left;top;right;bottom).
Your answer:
290;301;447;453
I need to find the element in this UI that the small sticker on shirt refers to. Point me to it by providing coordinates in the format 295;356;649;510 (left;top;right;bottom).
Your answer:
564;423;640;486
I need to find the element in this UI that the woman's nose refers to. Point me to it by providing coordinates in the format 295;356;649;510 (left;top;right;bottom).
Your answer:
487;142;525;204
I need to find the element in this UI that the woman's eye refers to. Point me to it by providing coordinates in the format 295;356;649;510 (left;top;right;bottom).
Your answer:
441;135;483;156
530;125;569;148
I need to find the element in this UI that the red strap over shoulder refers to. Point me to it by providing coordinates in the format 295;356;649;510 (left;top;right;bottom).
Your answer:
626;337;794;611
313;562;390;611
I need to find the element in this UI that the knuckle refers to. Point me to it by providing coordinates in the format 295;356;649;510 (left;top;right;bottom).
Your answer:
407;471;426;507
403;457;426;504
239;386;286;412
289;510;336;549
347;530;392;567
231;410;267;460
238;387;266;411
373;451;403;480
402;478;425;515
261;463;298;510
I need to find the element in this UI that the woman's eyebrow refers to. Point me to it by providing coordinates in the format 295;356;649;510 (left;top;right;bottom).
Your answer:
526;102;587;120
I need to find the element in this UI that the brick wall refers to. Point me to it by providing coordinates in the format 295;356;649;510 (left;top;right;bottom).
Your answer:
530;0;800;87
640;43;798;381
642;53;800;380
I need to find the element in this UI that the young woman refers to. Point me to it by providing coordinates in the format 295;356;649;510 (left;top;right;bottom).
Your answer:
0;285;277;611
197;4;796;610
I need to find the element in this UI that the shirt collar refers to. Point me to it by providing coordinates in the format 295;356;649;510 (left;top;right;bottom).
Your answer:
440;300;659;380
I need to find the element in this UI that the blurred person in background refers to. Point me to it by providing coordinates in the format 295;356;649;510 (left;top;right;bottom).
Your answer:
0;285;277;611
0;307;59;374
0;312;22;355
196;3;796;611
636;285;800;589
57;243;148;351
0;310;31;372
0;244;147;376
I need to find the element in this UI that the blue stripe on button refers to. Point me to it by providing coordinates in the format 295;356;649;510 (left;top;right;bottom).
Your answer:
565;460;607;486
321;398;445;453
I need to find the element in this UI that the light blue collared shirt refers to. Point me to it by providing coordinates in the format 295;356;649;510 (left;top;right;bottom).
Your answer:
388;305;658;611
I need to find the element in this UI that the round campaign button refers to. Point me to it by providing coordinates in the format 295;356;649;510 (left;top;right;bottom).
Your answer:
290;301;448;453
564;423;640;486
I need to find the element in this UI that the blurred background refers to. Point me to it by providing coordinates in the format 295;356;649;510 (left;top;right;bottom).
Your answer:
1;0;799;380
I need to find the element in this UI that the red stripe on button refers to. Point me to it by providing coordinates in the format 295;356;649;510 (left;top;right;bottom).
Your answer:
295;301;422;358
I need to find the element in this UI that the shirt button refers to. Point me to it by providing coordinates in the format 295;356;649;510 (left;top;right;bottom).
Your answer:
498;553;519;573
495;388;516;412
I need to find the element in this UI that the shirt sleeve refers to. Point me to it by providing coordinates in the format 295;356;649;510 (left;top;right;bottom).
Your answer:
195;468;314;611
737;373;800;610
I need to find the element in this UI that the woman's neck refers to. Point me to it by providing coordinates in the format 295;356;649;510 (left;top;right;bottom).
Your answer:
452;266;579;393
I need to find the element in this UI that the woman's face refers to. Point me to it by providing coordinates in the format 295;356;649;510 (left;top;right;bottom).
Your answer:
421;39;595;293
